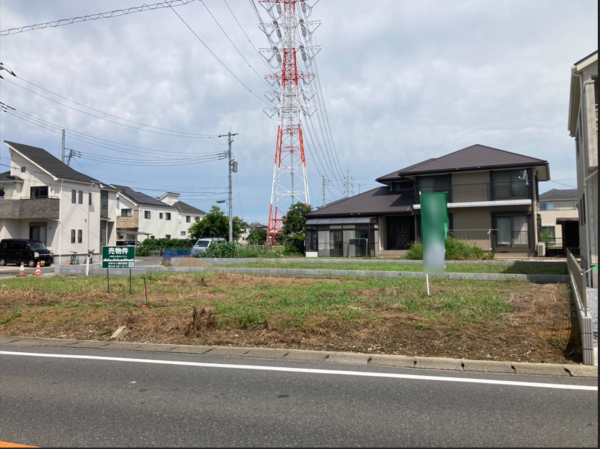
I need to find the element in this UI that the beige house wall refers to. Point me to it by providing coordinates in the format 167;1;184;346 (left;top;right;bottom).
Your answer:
539;200;578;241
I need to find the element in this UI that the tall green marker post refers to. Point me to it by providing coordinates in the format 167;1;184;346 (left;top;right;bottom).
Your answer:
420;192;449;295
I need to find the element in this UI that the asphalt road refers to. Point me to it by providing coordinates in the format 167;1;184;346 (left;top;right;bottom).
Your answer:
0;345;597;447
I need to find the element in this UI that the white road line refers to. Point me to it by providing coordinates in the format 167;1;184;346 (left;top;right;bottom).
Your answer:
1;351;596;391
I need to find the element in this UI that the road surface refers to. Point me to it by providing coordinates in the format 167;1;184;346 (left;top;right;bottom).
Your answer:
1;345;597;447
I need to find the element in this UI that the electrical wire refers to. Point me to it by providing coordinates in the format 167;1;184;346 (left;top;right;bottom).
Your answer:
3;107;227;165
9;76;217;137
0;0;197;36
3;79;219;138
167;3;271;106
199;0;273;90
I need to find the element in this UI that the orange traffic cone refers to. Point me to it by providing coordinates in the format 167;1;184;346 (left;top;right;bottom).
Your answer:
19;262;25;277
34;262;42;276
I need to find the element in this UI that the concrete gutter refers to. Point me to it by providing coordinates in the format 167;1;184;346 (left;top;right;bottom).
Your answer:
0;336;596;378
55;265;569;284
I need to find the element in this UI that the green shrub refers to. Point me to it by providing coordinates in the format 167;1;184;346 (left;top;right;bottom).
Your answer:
283;234;305;255
404;237;489;261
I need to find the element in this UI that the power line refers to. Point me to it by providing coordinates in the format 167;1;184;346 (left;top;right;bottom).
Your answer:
6;76;217;137
0;0;197;36
3;78;219;138
167;3;271;106
199;0;273;90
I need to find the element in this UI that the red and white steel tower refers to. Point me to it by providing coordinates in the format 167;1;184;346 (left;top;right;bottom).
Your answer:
259;0;320;244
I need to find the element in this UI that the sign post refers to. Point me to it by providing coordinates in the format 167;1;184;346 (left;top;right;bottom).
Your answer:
420;192;449;296
102;246;136;294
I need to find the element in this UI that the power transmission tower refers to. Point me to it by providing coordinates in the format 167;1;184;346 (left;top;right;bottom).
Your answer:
259;0;320;245
343;170;353;198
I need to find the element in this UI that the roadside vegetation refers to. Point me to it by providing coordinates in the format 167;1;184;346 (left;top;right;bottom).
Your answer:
222;261;568;275
404;237;494;260
0;272;580;363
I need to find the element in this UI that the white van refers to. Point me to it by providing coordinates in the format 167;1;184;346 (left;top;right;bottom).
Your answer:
191;237;226;256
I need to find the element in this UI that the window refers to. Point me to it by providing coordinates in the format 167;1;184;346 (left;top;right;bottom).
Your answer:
181;231;186;236
89;193;92;206
165;212;171;221
539;203;554;211
30;186;48;199
121;209;133;217
196;216;200;220
144;211;151;219
78;190;83;204
21;166;26;173
391;181;414;192
165;234;171;239
497;216;529;247
493;170;528;200
71;230;76;243
72;190;77;203
582;194;586;224
186;216;191;223
419;175;451;194
159;213;164;219
541;226;556;245
78;230;83;243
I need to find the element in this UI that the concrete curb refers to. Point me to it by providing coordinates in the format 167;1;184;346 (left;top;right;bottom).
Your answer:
1;336;596;378
55;265;569;284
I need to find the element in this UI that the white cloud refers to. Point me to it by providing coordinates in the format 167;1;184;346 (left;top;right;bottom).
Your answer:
0;0;595;224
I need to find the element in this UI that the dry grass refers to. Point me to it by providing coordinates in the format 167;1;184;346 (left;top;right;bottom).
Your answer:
0;272;581;363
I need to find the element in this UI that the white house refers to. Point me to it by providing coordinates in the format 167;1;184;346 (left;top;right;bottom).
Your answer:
113;186;205;241
568;50;598;287
0;141;117;263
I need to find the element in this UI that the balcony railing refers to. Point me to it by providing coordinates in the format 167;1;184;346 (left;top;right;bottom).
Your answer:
0;197;60;219
417;181;531;203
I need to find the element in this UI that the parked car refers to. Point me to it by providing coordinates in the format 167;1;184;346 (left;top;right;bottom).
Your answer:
0;239;54;267
190;237;226;256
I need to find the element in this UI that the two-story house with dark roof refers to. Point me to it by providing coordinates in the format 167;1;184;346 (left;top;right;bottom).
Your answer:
113;186;205;241
305;144;550;258
0;141;118;263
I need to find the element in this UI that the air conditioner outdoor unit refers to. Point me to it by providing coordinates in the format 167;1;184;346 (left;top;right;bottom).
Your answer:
536;242;546;257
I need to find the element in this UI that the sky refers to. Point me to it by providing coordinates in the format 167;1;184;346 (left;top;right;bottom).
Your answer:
0;0;597;226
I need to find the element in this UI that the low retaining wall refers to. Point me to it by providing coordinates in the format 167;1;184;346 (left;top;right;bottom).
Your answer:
174;257;566;267
55;265;569;284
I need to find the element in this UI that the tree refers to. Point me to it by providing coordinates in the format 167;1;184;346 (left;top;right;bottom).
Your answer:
282;202;313;254
247;227;267;245
188;206;246;241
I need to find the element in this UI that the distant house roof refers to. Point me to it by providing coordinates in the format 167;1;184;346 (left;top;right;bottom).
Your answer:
4;140;116;189
306;187;415;218
0;171;23;182
113;185;170;207
539;189;578;201
375;144;549;182
172;201;206;215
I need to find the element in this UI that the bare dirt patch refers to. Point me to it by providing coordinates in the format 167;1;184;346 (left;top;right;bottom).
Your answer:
0;273;580;364
174;258;210;268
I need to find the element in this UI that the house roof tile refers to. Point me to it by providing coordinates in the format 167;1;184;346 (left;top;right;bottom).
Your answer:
113;185;170;207
4;141;116;190
539;188;578;201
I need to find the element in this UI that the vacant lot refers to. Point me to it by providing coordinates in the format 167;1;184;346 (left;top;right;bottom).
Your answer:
224;261;569;275
0;272;580;363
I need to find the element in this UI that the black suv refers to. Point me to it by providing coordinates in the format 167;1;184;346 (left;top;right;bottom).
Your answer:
0;239;54;267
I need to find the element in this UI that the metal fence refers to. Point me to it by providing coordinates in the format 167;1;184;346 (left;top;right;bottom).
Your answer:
418;180;530;203
163;249;191;261
566;249;594;365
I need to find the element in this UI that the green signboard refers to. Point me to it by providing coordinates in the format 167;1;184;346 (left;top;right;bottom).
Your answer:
420;192;449;275
102;246;135;269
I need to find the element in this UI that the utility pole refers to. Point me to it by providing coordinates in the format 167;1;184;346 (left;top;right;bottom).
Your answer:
219;131;238;242
322;175;326;207
62;129;66;164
